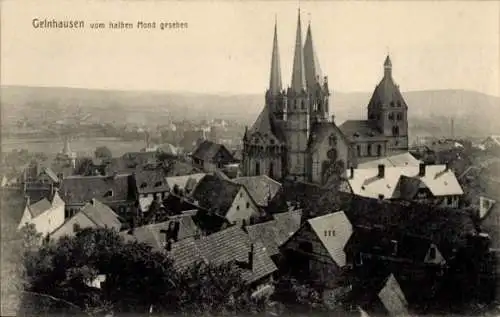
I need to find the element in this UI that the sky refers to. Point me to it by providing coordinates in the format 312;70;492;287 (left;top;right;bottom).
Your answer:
1;0;499;96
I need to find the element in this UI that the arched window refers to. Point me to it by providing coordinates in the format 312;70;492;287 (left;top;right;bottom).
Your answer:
357;145;362;157
367;144;373;156
328;134;337;147
397;113;402;121
255;162;260;175
269;161;274;179
388;113;394;120
377;144;382;156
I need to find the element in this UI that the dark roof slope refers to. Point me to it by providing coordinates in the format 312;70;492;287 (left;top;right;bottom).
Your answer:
192;140;234;162
308;121;351;149
60;174;135;205
190;174;242;216
122;216;201;251
29;198;52;218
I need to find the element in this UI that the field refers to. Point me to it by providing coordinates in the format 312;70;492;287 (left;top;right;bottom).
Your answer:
2;137;146;157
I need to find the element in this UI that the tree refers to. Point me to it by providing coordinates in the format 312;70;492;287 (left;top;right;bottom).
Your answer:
94;146;112;159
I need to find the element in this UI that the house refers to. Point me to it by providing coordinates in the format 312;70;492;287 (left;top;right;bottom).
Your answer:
342;163;464;208
477;197;500;249
245;209;302;261
232;175;282;209
190;174;261;226
17;190;66;236
59;173;137;217
167;226;278;298
280;211;353;288
191;140;236;173
134;170;170;212
345;227;447;270
121;215;202;252
50;199;122;240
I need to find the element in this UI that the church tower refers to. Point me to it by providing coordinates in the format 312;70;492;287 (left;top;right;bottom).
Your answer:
367;55;409;152
285;10;310;180
303;21;330;123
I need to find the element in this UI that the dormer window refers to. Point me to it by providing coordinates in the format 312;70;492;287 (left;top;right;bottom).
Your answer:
104;190;114;197
140;182;147;188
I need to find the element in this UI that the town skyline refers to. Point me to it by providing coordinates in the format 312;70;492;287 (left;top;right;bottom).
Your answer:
1;0;499;97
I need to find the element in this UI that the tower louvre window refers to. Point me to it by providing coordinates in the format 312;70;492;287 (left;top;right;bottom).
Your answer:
397;113;402;120
390;101;395;107
397;100;402;107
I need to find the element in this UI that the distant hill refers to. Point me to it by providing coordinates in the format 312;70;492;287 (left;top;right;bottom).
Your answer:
1;85;499;137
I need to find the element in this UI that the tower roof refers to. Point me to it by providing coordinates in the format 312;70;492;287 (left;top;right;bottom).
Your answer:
290;10;306;92
303;22;323;89
248;105;286;143
384;55;392;67
368;56;407;109
269;18;283;95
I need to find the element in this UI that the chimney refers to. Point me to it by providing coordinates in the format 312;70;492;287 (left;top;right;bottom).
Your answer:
350;167;354;179
248;243;254;271
418;163;426;177
377;164;385;178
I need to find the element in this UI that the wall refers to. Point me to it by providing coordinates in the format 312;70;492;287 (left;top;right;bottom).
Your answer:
50;212;97;241
225;187;260;224
310;129;350;184
31;203;66;236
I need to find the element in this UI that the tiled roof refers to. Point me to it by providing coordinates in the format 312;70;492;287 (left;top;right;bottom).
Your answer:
81;199;122;231
165;173;206;191
29;198;52;218
307;211;353;267
122;216;201;252
164;161;202;177
273;209;303;243
247;105;286;143
134;169;169;194
158;143;179;156
339;120;387;142
42;167;60;183
190;174;242;216
168;226;277;283
246;220;281;256
367;67;408;110
357;152;421;169
60;174;135;205
232;175;282;207
346;164;463;200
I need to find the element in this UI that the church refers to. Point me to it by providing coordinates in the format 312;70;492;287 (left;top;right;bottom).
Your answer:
242;11;409;185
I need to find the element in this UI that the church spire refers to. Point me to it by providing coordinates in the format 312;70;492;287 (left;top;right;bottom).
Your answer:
384;55;392;78
303;20;323;90
269;16;282;95
290;9;306;93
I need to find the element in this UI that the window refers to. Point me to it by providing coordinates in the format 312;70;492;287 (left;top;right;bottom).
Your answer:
389;113;394;120
397;100;402;107
357;145;362;157
390;240;398;256
255;162;260;175
104;190;114;197
367;144;373;156
154;181;162;187
377;144;382;156
355;253;364;266
73;223;81;233
328;134;337;147
392;126;400;136
396;113;402;121
236;205;240;211
301;100;305;109
269;161;274;179
240;192;243;198
390;101;395;107
246;202;250;209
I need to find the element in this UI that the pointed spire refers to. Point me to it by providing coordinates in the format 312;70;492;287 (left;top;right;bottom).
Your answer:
384;55;392;78
291;9;306;93
269;16;282;95
303;20;323;90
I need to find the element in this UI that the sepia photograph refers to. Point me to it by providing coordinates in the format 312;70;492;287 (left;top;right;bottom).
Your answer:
1;0;499;316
